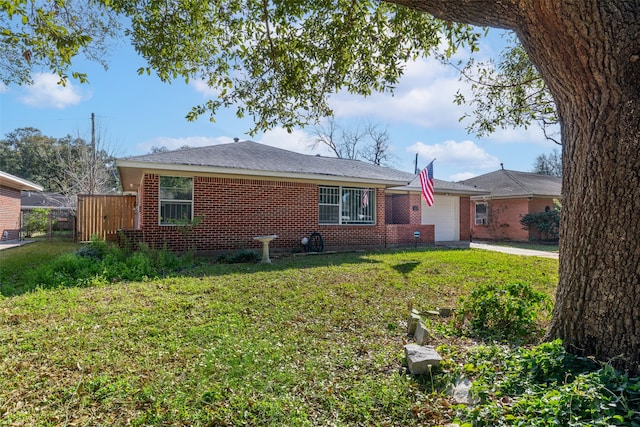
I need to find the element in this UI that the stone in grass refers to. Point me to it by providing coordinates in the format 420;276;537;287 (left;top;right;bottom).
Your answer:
438;307;453;317
407;312;422;335
414;321;431;345
404;344;442;375
450;377;479;405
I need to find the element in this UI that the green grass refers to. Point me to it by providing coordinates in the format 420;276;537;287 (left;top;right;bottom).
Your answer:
0;241;80;296
0;242;561;425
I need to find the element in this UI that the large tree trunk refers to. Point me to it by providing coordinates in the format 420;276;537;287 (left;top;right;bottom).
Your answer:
520;3;640;374
392;0;640;373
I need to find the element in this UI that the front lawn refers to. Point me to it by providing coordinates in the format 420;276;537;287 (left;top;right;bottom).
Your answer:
0;242;590;425
0;240;79;296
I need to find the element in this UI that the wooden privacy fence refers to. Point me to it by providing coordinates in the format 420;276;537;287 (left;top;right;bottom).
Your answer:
76;195;136;242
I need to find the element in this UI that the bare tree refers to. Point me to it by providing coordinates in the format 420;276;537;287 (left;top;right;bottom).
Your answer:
312;118;394;166
361;123;392;166
56;119;119;207
311;117;346;158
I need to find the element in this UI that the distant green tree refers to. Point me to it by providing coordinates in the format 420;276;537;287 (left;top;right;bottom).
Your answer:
532;149;562;177
149;145;191;154
0;128;60;190
0;128;118;195
22;208;50;237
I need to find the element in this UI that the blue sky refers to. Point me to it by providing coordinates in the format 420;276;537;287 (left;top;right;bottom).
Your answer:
0;29;558;182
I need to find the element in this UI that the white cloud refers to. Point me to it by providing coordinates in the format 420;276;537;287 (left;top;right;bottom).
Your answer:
18;73;85;108
449;171;477;181
407;139;500;171
188;30;513;140
191;79;220;97
257;127;329;155
330;57;473;130
484;124;561;146
327;28;512;131
0;82;7;93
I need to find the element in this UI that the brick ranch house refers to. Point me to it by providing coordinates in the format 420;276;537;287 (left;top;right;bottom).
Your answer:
0;170;43;241
115;141;484;253
387;174;488;242
458;168;562;242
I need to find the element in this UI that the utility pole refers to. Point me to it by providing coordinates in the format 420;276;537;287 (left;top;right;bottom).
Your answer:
90;112;96;195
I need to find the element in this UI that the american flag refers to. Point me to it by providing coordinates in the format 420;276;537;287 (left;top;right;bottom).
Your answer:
419;161;434;207
362;188;369;208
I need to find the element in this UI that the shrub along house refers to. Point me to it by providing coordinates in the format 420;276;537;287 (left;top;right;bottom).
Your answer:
0;170;43;241
21;192;75;234
116;141;479;253
458;167;562;241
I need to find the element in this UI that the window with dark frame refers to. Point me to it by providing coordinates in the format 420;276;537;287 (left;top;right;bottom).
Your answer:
475;202;488;225
159;176;193;225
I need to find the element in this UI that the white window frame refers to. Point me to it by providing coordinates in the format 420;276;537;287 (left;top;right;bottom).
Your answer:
475;201;488;225
319;186;375;225
159;176;194;225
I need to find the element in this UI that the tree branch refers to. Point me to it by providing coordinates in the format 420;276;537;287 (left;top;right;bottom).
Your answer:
261;0;279;72
385;0;520;30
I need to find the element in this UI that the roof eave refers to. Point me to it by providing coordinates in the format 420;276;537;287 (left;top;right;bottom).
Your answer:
116;161;409;188
470;193;561;200
387;185;490;196
0;171;43;191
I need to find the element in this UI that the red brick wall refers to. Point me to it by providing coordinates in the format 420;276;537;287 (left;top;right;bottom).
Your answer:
471;197;557;241
385;194;394;224
528;198;556;214
0;185;21;240
385;224;434;246
459;196;471;241
388;194;410;224
386;193;422;225
129;175;424;252
408;193;422;225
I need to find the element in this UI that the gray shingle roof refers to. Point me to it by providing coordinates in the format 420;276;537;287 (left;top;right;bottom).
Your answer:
118;141;416;185
391;175;490;195
458;169;562;198
21;192;71;208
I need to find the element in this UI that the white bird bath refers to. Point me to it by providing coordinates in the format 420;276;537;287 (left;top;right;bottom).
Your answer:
253;235;278;263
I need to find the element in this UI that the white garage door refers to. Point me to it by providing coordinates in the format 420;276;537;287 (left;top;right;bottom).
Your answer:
422;195;459;241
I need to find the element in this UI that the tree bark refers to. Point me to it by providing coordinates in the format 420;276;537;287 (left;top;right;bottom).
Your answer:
522;2;640;375
388;0;640;373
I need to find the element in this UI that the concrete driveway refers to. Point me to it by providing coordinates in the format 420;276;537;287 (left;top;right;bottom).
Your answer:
0;240;34;251
470;242;558;259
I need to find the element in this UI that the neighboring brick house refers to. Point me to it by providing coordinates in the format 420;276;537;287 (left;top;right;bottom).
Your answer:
0;170;43;241
387;176;488;242
458;168;562;242
116;141;476;252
